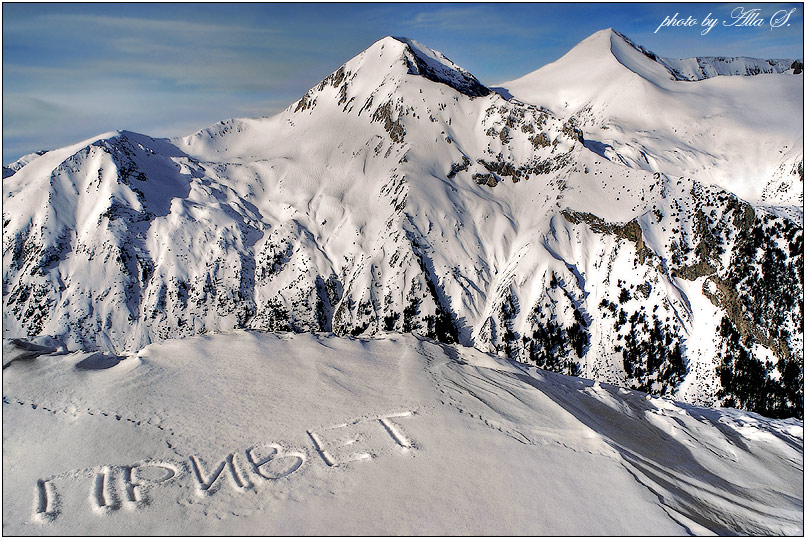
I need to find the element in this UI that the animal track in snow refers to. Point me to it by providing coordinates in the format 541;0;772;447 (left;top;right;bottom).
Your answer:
3;395;174;434
3;395;179;457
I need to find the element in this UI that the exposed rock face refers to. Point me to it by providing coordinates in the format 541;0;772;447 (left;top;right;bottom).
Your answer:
394;37;491;97
372;101;406;143
559;188;802;418
561;210;654;263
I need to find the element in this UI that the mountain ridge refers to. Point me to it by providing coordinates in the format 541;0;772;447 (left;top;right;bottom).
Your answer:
609;29;799;81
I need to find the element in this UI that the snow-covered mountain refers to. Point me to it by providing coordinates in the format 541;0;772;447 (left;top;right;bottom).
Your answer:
3;33;803;419
500;29;803;206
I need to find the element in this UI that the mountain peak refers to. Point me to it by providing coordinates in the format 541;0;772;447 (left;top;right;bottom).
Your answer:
574;28;626;50
390;36;491;97
293;35;490;113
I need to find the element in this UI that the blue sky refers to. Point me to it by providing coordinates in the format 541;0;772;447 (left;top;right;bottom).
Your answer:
3;2;803;162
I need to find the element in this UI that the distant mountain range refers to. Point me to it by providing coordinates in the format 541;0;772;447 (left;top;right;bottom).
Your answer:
3;30;802;418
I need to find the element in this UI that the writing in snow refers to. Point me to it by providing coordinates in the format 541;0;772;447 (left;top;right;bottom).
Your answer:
656;7;797;35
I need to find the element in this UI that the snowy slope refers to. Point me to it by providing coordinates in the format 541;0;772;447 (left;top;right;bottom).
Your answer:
3;150;50;179
3;34;803;418
500;29;803;206
3;332;802;535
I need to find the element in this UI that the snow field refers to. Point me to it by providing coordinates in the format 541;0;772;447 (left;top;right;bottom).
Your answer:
3;332;802;534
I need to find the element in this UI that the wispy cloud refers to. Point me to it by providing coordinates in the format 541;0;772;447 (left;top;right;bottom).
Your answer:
399;5;552;38
39;13;280;36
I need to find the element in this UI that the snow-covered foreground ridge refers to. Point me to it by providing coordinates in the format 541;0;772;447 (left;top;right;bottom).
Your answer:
2;33;803;419
2;332;802;535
